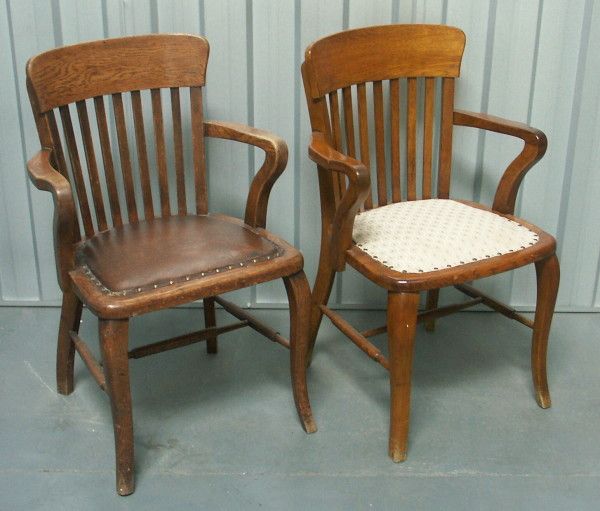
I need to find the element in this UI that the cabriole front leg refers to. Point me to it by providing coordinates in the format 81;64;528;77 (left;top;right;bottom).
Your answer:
284;271;317;434
532;254;559;409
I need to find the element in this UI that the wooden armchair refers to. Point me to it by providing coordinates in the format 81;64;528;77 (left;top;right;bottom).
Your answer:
302;25;559;462
26;34;315;496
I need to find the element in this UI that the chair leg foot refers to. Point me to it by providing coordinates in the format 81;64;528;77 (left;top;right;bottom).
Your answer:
387;292;419;462
536;392;551;410
203;297;218;354
532;255;559;409
116;475;134;497
424;289;439;332
56;290;83;395
284;271;317;434
390;450;408;463
100;318;135;496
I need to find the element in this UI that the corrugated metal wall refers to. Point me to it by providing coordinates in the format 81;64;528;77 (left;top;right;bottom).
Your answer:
1;0;599;311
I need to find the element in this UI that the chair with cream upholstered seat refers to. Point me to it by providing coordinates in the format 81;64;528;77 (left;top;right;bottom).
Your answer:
301;24;559;462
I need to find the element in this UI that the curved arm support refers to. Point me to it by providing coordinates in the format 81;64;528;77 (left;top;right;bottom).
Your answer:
309;132;371;270
27;149;78;290
453;109;547;215
204;120;288;229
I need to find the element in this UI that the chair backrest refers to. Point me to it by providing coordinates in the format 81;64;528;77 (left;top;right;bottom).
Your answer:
302;24;465;209
27;34;210;239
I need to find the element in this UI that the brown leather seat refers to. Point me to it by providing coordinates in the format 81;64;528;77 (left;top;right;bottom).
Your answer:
76;214;283;293
69;213;303;319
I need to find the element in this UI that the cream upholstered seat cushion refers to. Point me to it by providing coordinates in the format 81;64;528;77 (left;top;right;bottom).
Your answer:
352;199;539;273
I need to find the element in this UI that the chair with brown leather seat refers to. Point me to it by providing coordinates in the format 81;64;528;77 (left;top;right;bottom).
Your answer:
302;25;559;462
26;34;315;496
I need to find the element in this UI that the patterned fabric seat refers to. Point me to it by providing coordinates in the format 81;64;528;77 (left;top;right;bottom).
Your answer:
352;199;539;274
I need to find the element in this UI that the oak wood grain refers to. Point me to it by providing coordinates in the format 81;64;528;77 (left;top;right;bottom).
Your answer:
304;24;465;97
27;34;209;112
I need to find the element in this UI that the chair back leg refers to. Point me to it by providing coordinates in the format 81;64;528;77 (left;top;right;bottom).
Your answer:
203;297;218;354
100;318;134;496
56;290;83;395
387;292;419;462
307;256;337;365
284;271;317;434
424;289;440;332
532;254;560;409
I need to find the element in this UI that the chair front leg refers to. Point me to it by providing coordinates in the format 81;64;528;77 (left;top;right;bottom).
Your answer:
56;289;83;395
99;318;134;496
532;254;559;409
283;271;317;434
203;297;218;354
387;292;419;462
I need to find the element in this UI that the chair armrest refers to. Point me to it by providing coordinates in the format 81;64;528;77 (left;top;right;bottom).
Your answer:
309;132;371;270
204;120;288;229
27;149;78;290
453;109;547;215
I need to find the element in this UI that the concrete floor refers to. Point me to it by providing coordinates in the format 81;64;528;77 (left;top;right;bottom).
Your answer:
0;304;599;510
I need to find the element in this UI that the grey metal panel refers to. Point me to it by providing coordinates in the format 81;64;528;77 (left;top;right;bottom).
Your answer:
0;0;598;311
298;0;345;307
474;1;541;304
556;0;600;309
202;0;253;307
510;0;589;308
252;0;297;304
0;0;46;302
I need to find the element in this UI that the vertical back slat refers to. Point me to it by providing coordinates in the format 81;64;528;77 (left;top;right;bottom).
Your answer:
406;78;417;201
46;111;69;178
112;93;138;223
190;86;208;215
94;96;123;228
328;91;344;204
373;80;387;206
389;78;401;202
170;87;187;215
357;83;373;209
47;110;83;235
59;105;95;237
437;78;455;199
151;89;171;217
76;100;107;231
328;91;342;151
422;77;435;199
131;90;154;220
342;87;356;158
